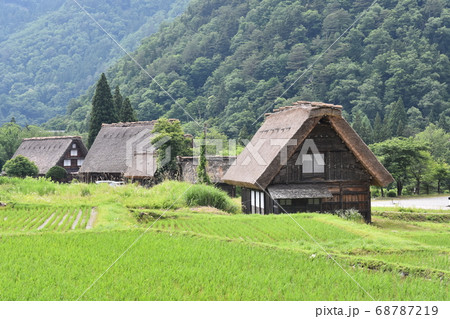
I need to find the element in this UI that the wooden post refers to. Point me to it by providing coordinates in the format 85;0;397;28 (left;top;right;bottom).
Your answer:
366;186;371;223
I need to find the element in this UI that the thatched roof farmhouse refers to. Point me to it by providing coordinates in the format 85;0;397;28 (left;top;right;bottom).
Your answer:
79;121;158;182
12;136;88;176
223;101;394;222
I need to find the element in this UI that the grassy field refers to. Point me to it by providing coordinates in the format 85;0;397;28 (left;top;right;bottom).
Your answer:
0;177;448;300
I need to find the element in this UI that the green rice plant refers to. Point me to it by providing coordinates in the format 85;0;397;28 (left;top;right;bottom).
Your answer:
0;231;447;301
0;177;448;301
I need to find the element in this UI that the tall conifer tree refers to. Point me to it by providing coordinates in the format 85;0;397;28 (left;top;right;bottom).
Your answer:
372;112;384;143
386;97;407;137
113;85;123;121
88;73;117;148
197;126;211;184
121;97;137;122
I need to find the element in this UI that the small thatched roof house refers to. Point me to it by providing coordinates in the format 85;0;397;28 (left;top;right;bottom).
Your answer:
79;121;158;182
177;156;237;196
12;136;87;176
223;101;394;222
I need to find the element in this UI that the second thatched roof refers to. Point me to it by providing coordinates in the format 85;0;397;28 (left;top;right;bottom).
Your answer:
79;121;157;178
12;136;86;175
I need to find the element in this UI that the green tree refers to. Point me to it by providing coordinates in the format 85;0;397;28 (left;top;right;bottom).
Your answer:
120;98;137;122
45;165;67;182
0;123;23;166
372;112;385;143
88;73;117;148
437;109;450;131
197;127;211;185
386;98;407;137
351;110;373;144
151;119;191;179
3;155;38;178
414;124;450;164
432;162;450;193
409;150;433;195
113;86;123;120
405;107;426;136
371;137;429;196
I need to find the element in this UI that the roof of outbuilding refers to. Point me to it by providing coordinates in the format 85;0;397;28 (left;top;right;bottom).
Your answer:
222;101;394;189
79;121;157;177
12;136;86;175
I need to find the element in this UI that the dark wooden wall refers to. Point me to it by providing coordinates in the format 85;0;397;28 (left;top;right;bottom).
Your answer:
271;120;371;184
57;140;87;174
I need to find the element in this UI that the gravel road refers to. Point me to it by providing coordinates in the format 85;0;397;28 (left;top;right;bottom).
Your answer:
372;196;450;210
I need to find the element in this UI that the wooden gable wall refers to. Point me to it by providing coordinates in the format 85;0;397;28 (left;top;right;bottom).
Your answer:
271;118;371;185
56;140;87;173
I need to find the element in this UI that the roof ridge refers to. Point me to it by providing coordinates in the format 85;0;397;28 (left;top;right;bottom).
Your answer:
267;101;342;117
22;136;82;141
102;121;158;127
102;119;179;127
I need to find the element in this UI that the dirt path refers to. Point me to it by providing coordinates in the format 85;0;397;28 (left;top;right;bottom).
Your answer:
372;196;450;210
58;214;68;226
71;210;83;230
37;213;55;230
86;208;98;229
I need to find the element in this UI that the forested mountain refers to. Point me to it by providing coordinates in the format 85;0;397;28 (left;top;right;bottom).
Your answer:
0;0;190;125
59;0;450;140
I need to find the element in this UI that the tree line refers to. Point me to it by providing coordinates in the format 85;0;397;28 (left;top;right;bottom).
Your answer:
53;0;449;144
0;0;190;125
371;124;450;196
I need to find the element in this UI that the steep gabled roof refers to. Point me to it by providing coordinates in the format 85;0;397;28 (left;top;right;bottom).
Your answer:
12;136;86;175
222;101;394;189
79;121;157;177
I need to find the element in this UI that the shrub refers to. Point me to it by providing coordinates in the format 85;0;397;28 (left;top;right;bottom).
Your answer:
3;156;38;178
334;209;364;222
370;187;380;198
45;166;67;182
81;187;91;197
184;184;239;214
387;190;397;197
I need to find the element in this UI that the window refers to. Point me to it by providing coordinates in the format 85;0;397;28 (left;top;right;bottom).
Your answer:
250;190;265;214
279;199;292;205
307;198;320;205
70;149;78;156
64;160;71;167
302;153;324;174
72;143;77;149
250;190;255;214
77;159;84;166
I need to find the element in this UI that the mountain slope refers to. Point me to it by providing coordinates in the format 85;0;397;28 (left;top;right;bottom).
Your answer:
0;0;190;125
62;0;449;140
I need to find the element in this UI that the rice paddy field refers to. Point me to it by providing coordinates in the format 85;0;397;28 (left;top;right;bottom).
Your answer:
0;177;448;301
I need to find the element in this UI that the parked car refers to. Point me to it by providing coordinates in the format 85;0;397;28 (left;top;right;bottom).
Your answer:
95;180;124;187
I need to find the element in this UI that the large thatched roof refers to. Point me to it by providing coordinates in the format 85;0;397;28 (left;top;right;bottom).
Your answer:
12;136;86;175
79;121;157;178
223;101;394;189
